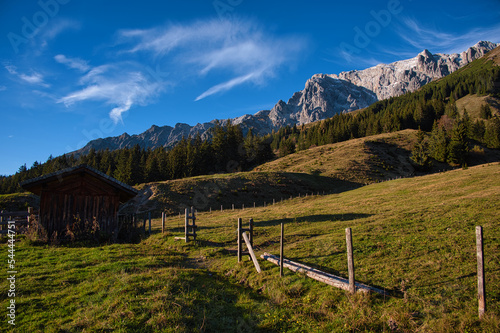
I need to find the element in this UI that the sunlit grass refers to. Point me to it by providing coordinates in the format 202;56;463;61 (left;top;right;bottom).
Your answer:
1;163;499;332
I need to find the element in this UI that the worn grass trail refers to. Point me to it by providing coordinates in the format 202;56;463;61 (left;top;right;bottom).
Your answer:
1;163;499;332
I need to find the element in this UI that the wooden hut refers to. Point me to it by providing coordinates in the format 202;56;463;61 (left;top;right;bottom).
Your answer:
20;164;138;240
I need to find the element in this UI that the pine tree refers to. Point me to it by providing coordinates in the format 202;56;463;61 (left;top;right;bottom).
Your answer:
484;118;500;148
447;120;469;166
479;104;492;119
278;137;295;157
86;148;98;169
410;129;432;170
144;153;161;183
100;149;114;176
185;138;196;178
429;121;448;163
114;149;132;184
471;120;486;142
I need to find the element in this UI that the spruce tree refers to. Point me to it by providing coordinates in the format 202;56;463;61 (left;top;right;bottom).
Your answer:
410;129;432;170
114;149;132;184
429;121;448;163
145;153;161;183
484;118;500;148
447;120;469;166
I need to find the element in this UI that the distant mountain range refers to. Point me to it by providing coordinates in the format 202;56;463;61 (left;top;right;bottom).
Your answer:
75;41;499;155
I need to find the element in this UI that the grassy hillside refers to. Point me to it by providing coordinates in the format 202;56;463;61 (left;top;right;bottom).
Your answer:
456;94;500;119
256;129;420;184
122;171;359;216
0;192;39;211
10;129;498;215
1;163;499;332
1;46;499;332
122;129;447;215
258;129;500;183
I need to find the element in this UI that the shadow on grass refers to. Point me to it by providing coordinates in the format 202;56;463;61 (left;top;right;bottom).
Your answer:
283;172;363;194
163;269;275;332
262;254;402;299
413;271;497;290
256;213;372;227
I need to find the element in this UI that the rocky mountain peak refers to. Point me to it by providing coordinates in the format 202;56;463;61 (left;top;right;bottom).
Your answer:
75;41;499;156
118;133;130;140
331;41;498;100
418;49;434;59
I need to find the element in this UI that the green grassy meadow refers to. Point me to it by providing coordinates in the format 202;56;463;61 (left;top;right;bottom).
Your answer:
1;163;499;332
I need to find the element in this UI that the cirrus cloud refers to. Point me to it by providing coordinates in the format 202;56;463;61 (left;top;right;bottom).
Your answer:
119;18;307;101
397;17;500;53
4;64;50;87
54;54;91;72
57;62;163;123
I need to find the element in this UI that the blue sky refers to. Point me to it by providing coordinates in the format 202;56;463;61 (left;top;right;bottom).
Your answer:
1;0;499;176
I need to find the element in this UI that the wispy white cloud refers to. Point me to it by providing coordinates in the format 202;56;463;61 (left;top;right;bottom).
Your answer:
54;54;90;72
119;18;307;100
397;17;500;53
0;86;6;91
58;62;163;123
38;19;81;52
195;72;259;101
4;64;50;87
9;18;305;123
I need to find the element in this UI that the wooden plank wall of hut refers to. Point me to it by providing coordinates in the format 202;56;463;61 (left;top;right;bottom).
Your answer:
40;192;121;237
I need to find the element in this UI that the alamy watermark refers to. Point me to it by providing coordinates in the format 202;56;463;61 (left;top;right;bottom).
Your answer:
6;221;17;326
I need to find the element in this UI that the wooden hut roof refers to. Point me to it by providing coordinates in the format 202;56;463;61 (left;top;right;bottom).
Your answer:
20;164;138;202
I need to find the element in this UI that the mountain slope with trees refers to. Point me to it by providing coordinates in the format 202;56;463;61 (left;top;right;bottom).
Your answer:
268;46;500;165
73;41;498;155
1;46;499;197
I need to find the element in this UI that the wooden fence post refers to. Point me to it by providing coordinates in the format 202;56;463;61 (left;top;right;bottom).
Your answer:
242;232;261;273
249;218;254;248
237;218;242;263
191;207;196;241
161;212;165;234
175;207;196;242
476;226;486;319
26;207;32;229
148;212;151;235
346;228;355;294
185;208;189;242
280;222;284;277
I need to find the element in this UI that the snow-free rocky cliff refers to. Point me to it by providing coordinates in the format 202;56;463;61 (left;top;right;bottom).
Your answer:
76;41;499;155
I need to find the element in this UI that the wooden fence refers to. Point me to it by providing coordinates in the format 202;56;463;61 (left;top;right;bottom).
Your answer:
175;207;197;242
178;191;332;217
160;206;491;319
0;208;34;236
237;218;260;273
260;223;489;318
